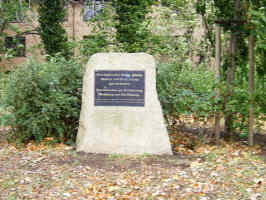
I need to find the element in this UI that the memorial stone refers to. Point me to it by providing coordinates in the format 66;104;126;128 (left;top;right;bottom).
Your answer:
76;53;172;155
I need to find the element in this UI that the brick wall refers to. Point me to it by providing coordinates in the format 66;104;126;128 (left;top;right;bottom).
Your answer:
0;2;93;71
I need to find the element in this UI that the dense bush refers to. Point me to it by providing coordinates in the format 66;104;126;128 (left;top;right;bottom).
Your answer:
0;57;83;144
223;78;265;133
157;62;265;133
157;63;217;122
79;35;108;57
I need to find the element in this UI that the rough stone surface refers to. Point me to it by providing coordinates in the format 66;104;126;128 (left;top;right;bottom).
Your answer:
76;53;173;155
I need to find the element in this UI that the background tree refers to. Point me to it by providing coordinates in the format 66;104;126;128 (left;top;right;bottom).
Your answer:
114;0;155;52
247;1;266;145
38;0;71;59
195;0;266;144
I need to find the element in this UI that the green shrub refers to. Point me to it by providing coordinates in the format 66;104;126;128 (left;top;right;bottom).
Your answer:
157;63;217;122
222;79;265;133
157;62;265;133
79;35;108;57
0;56;83;144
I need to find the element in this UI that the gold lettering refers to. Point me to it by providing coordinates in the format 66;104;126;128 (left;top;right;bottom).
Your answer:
97;73;120;77
132;73;143;77
98;93;115;96
108;82;130;86
100;78;112;81
129;78;139;81
96;89;123;92
123;89;143;93
126;93;140;97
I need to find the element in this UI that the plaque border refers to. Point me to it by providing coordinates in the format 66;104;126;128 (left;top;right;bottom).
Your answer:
94;70;145;107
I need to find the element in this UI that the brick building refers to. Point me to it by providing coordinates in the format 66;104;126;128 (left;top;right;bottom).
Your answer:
0;0;108;70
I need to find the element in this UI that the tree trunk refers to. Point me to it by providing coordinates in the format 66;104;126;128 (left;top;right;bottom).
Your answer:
248;34;255;146
215;24;221;144
224;0;240;139
224;32;236;139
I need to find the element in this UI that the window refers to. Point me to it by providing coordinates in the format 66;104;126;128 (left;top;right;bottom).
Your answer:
83;0;105;21
5;36;26;57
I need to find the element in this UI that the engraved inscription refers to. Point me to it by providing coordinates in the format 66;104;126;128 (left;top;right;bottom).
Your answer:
95;70;145;106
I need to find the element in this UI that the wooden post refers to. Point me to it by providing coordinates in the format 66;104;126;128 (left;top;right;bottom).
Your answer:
215;24;221;144
70;0;79;56
248;34;255;146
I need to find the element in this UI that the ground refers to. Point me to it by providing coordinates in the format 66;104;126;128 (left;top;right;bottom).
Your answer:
0;127;265;200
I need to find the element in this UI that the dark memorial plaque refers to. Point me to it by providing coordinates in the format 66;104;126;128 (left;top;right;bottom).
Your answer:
95;70;145;106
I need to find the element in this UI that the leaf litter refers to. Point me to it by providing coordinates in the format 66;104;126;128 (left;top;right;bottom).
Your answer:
0;129;265;200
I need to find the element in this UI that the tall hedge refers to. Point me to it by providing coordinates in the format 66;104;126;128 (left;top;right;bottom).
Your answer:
38;0;71;58
114;0;155;52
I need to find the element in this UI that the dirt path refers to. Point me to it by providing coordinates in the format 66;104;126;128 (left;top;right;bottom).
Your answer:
0;130;265;200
